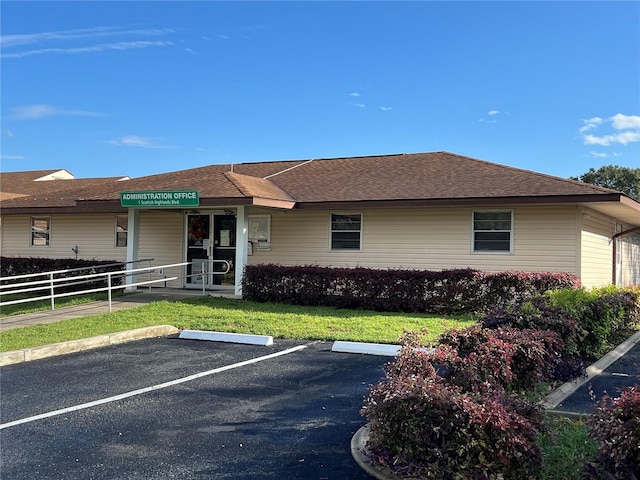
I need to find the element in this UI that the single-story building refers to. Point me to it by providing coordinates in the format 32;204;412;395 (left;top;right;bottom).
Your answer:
1;152;639;294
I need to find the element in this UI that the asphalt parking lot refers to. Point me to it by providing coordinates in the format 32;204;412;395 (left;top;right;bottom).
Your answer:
0;337;389;479
555;341;640;414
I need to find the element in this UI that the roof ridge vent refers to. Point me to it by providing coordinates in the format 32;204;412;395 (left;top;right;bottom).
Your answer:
264;159;314;179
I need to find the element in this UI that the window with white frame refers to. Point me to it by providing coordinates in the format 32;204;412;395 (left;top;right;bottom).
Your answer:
31;217;51;246
331;213;362;250
248;214;271;250
473;210;512;252
115;215;128;248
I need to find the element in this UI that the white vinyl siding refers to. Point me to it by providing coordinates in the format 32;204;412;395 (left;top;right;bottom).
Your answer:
248;206;579;274
137;211;184;288
1;214;127;261
580;210;615;287
3;204;631;289
0;212;184;289
620;232;640;286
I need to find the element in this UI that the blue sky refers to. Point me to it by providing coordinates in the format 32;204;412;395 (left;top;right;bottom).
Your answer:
1;1;639;180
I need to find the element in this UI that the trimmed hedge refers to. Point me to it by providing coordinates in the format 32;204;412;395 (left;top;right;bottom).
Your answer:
242;264;580;315
1;256;127;293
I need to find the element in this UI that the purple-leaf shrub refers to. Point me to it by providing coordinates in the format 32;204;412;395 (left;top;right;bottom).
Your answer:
361;331;544;479
243;264;579;315
587;385;640;479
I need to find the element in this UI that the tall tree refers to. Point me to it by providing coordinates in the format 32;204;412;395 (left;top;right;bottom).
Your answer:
571;165;640;202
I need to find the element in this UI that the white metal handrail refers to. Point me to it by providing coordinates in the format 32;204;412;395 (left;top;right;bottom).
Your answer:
0;258;154;283
0;259;231;313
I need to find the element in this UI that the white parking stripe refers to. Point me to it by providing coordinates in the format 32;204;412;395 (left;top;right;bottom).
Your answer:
0;344;308;430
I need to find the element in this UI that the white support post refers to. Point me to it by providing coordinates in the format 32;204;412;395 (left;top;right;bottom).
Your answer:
125;208;140;291
235;205;249;296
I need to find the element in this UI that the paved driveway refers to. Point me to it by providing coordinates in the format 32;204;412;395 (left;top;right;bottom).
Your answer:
1;337;388;479
556;341;640;414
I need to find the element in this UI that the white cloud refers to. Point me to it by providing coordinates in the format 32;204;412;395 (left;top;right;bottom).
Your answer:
217;34;230;40
579;117;603;133
580;113;640;147
185;48;198;55
0;154;27;160
584;131;640;146
478;109;504;123
107;135;174;149
1;26;175;58
2;40;173;59
610;113;640;130
349;92;361;97
380;106;392;111
1;26;118;48
350;103;366;108
9;104;101;119
589;151;609;158
1;27;174;47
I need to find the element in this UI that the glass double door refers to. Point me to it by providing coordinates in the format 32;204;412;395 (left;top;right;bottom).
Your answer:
186;213;236;288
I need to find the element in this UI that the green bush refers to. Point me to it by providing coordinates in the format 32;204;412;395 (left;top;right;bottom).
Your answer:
480;287;640;360
0;256;127;294
546;286;640;358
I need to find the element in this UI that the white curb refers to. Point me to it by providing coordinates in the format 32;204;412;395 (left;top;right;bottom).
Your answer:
539;329;640;410
331;341;401;356
179;330;274;346
0;325;180;366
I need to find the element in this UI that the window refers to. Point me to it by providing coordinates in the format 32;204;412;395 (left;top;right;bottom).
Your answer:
116;215;128;247
473;211;512;252
248;215;271;250
31;217;50;246
331;213;361;250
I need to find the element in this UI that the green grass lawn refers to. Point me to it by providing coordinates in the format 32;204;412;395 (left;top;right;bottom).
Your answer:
538;416;599;480
0;296;475;352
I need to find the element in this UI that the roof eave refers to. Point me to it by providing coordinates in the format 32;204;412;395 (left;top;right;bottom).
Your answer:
251;197;296;209
293;193;635;210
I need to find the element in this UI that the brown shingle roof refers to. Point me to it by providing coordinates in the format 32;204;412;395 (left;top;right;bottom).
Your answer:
265;152;621;203
0;171;130;208
78;161;306;201
224;172;295;208
1;152;638;225
0;170;69;196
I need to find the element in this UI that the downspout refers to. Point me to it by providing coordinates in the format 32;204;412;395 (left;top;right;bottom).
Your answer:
611;225;640;285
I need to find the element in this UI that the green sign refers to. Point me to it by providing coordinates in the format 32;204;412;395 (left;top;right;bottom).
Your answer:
120;190;200;208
